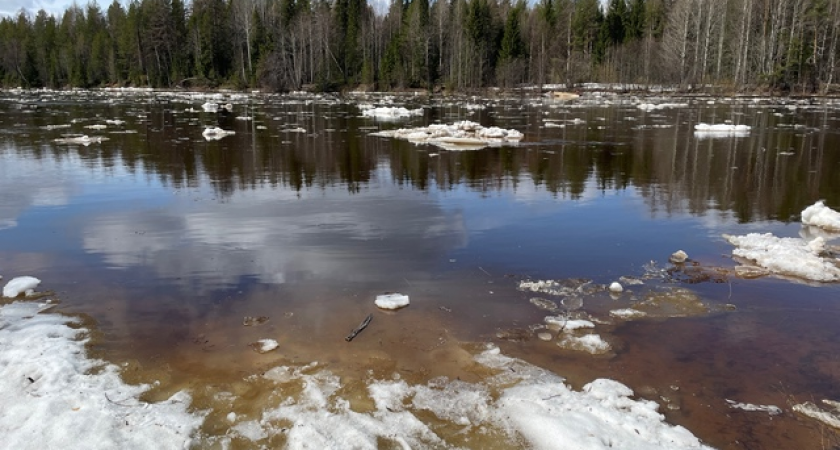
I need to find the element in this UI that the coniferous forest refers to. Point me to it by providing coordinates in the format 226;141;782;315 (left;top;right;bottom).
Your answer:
0;0;838;93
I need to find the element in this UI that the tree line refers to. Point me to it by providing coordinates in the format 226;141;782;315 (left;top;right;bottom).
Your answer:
1;0;838;93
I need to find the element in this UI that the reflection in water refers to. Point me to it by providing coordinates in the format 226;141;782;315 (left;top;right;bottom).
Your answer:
2;92;840;448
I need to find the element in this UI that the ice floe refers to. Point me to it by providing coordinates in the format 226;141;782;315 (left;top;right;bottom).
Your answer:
793;400;840;429
610;308;648;319
3;276;41;298
801;200;840;232
374;293;410;310
609;282;624;293
557;333;612;354
0;301;204;449
694;123;751;138
250;338;279;353
370;120;523;151
726;400;782;415
724;233;840;282
202;127;236;141
360;105;423;119
53;135;109;145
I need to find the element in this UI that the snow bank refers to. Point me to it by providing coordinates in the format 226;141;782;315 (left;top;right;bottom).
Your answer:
724;233;840;282
801;201;840;232
374;293;410;310
0;301;204;450
3;276;40;297
370;120;523;151
225;345;711;449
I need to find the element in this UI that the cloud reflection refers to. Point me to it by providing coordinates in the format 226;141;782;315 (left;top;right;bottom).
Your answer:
82;176;468;293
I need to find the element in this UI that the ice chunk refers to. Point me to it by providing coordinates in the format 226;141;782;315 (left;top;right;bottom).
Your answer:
202;127;236;141
361;106;423;119
609;282;623;293
670;250;689;263
793;400;840;429
369;120;523;151
694;123;750;138
801;201;840;232
726;400;782;416
375;293;410;310
558;334;611;354
725;233;840;282
544;316;595;331
3;276;41;298
610;308;647;319
250;338;279;353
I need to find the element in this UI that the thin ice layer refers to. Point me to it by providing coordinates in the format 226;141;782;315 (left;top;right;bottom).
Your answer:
0;301;204;450
724;233;840;282
801;201;840;232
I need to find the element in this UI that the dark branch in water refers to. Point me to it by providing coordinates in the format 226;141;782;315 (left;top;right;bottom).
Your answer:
345;314;373;342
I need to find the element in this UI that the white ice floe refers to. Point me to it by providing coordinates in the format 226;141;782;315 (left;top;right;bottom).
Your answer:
2;276;41;298
374;293;410;310
84;124;107;130
610;308;648;319
370;120;523;151
793;400;840;429
53;135;109;145
360;106;423;120
724;233;840;282
252;338;279;353
637;102;688;111
201;102;219;112
0;301;204;449
226;345;710;449
202;127;236;141
726;400;782;416
609;282;624;293
801;201;840;232
557;334;612;354
544;316;595;331
105;119;125;126
694;123;751;138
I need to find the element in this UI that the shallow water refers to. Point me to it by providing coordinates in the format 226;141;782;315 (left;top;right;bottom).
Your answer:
2;90;840;448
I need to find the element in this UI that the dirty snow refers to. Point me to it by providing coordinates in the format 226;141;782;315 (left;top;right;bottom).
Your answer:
3;276;41;297
801;201;840;232
724;233;840;282
0;301;204;450
374;293;410;310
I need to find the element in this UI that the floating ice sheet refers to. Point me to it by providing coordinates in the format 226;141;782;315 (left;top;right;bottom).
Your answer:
370;120;523;151
694;123;751;138
724;233;840;282
202;127;236;141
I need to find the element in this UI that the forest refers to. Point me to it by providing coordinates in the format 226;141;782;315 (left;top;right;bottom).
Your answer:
0;0;838;94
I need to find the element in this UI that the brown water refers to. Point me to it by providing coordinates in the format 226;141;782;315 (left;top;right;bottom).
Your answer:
1;90;840;448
